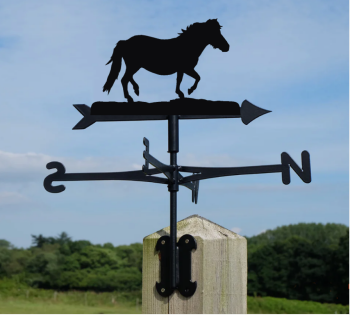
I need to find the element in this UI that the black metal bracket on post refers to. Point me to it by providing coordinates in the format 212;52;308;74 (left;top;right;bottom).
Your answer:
44;99;312;299
156;234;197;297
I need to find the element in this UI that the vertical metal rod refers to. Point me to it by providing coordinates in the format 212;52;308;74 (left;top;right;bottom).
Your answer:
168;115;179;290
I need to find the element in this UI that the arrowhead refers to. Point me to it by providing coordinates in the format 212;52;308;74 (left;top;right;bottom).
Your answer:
72;104;96;129
240;100;271;125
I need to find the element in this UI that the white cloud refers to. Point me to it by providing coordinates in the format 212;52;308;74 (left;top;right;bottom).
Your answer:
0;150;141;183
0;192;29;205
231;227;242;234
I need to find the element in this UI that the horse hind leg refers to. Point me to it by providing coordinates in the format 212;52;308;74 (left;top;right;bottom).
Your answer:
121;69;137;103
130;78;139;96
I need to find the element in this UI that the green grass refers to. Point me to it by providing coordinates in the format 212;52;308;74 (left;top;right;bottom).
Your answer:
0;282;348;314
0;283;142;314
0;299;140;314
247;296;349;314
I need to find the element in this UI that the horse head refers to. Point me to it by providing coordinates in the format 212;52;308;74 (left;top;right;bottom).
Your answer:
205;19;229;52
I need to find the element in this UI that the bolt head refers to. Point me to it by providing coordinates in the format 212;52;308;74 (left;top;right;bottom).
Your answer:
185;239;189;244
161;240;165;245
161;288;165;293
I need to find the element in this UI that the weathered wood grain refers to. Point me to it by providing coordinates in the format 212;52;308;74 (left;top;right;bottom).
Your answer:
142;214;247;314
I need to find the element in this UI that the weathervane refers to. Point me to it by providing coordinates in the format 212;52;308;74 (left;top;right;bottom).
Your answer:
44;19;311;298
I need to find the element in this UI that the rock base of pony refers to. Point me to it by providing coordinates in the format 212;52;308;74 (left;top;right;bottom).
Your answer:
91;98;240;115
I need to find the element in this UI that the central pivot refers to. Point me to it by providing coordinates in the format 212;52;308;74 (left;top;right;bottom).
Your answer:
168;115;179;291
154;115;197;297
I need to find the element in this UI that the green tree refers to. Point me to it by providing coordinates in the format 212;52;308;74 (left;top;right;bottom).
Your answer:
330;228;349;305
247;223;348;251
248;230;349;305
0;239;14;249
56;232;72;246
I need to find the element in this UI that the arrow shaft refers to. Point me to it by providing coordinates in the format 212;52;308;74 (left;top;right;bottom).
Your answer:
44;162;170;193
55;170;168;184
180;164;283;182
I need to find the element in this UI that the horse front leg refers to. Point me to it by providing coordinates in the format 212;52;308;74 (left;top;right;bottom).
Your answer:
185;69;200;95
175;71;184;99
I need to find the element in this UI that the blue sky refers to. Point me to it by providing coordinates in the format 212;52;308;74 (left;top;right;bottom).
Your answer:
0;0;348;248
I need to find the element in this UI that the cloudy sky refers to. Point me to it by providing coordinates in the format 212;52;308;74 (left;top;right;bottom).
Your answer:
0;0;348;248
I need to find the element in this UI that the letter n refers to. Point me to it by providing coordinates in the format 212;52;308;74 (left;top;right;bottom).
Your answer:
281;151;311;185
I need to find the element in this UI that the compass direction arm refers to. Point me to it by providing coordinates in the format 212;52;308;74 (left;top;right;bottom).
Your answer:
44;161;168;193
179;151;311;185
179;164;282;183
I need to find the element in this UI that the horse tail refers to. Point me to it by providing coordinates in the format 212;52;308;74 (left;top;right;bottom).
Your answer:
103;40;125;94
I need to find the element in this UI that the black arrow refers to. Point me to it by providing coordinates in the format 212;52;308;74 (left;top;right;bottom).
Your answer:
72;99;271;129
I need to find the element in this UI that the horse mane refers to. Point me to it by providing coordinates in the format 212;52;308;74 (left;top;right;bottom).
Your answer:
178;19;222;38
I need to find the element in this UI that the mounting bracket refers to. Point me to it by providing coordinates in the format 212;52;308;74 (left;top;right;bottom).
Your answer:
156;234;197;297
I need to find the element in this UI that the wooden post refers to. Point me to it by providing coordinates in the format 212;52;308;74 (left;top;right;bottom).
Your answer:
142;214;247;314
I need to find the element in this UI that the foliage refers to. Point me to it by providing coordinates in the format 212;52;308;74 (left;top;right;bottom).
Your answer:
0;239;14;249
0;222;348;306
0;233;142;293
247;222;348;252
247;224;349;305
247;296;349;314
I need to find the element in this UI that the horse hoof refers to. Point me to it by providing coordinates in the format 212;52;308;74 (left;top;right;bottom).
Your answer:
127;97;134;103
188;89;193;95
134;89;139;96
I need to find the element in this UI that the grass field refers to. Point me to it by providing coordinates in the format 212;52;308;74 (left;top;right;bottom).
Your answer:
0;287;348;314
247;296;348;314
0;299;140;314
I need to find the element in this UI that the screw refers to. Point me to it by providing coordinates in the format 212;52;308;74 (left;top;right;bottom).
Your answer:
161;240;165;245
185;239;189;244
161;288;165;293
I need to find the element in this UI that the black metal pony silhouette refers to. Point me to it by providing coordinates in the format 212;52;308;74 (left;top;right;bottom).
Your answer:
103;19;229;102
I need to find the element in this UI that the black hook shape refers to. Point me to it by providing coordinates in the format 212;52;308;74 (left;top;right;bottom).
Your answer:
43;161;66;193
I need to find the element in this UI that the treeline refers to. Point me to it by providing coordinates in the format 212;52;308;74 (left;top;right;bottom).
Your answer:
247;223;349;306
0;223;348;305
0;233;142;292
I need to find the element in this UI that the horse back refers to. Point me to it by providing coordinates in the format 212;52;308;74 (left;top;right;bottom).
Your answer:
123;35;182;75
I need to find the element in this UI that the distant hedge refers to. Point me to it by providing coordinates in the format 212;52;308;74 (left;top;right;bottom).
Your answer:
0;223;348;305
0;233;142;292
246;223;349;305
